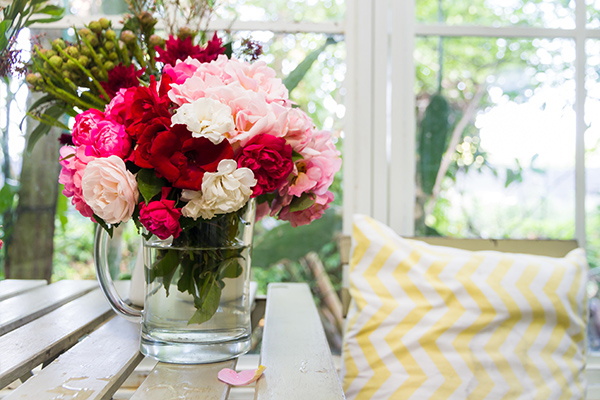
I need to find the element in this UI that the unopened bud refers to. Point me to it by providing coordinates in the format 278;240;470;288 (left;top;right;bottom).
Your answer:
104;41;115;51
63;70;72;80
80;46;91;56
120;30;136;44
90;66;101;77
148;34;164;48
65;59;77;71
140;11;156;27
177;26;193;40
108;52;118;61
99;18;110;30
49;55;63;69
105;29;116;41
66;46;79;58
25;73;38;85
78;55;89;66
89;21;102;34
87;35;99;47
103;61;114;70
78;28;91;36
52;38;66;50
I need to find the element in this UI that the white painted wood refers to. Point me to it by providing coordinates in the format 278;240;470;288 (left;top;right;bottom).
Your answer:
372;0;390;224
575;0;587;248
33;16;344;34
4;317;143;400
255;283;345;400
0;280;47;302
0;280;97;335
415;24;582;38
388;0;416;236
129;360;236;400
0;282;129;389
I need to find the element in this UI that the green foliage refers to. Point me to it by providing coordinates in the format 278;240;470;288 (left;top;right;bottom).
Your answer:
137;169;167;204
283;36;337;93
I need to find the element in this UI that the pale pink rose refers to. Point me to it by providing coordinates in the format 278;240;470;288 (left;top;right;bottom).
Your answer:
58;146;94;218
223;59;289;103
81;156;139;224
72;109;104;146
278;191;334;227
168;74;227;106
90;120;132;159
284;108;314;152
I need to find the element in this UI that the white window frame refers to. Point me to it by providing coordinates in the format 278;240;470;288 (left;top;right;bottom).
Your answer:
343;0;589;245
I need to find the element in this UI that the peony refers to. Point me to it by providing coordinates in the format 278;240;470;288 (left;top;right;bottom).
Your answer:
278;191;334;227
72;109;104;146
171;97;234;144
222;58;289;103
139;188;182;240
236;134;294;197
105;87;137;124
181;159;256;220
81;155;138;224
90;120;132;159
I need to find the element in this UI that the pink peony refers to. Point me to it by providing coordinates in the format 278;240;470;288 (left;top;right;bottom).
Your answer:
223;58;289;103
58;146;94;218
105;87;137;124
72;109;104;146
139;188;182;240
278;191;334;227
90;120;132;159
236;134;293;197
284;108;314;152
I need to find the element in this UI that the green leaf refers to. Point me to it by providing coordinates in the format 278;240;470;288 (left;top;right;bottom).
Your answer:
26;103;70;152
32;4;65;16
223;41;233;58
28;94;56;113
292;150;304;163
218;258;242;280
93;214;114;238
283;36;337;93
288;193;315;213
56;184;68;232
136;169;166;204
0;183;18;214
25;15;64;26
148;249;180;295
188;278;221;325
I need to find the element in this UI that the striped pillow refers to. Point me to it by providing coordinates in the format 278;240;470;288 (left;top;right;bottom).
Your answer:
341;215;588;400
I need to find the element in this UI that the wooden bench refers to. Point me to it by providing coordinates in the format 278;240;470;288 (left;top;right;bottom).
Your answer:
0;279;345;399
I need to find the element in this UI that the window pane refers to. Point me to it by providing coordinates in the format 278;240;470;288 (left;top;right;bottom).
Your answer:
217;0;345;23
586;39;600;267
587;0;600;28
415;36;576;239
416;0;575;29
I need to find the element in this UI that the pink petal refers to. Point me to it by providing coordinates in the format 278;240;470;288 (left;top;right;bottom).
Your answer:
218;365;266;386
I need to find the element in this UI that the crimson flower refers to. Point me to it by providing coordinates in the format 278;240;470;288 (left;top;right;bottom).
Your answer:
100;64;144;99
156;33;225;67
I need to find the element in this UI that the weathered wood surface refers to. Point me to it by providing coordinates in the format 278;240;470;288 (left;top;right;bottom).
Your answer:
129;360;236;400
0;280;97;335
4;316;143;400
0;282;129;388
255;283;345;400
0;280;47;302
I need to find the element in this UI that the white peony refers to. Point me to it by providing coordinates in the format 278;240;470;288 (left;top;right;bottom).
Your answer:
81;156;138;224
181;159;256;220
171;97;235;144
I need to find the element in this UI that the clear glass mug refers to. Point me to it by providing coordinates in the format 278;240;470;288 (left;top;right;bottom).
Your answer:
94;201;256;364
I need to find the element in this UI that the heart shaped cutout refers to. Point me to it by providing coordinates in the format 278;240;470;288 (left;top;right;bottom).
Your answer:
218;365;266;386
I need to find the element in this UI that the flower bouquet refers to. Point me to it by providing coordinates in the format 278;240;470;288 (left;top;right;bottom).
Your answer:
48;27;341;323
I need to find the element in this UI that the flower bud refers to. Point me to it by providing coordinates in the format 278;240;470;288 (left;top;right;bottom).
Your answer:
140;11;156;27
78;55;89;66
25;73;38;85
105;29;116;41
148;34;164;48
103;61;114;70
108;52;118;61
99;18;110;30
63;70;72;80
66;59;77;71
89;21;102;34
80;46;91;56
104;41;115;51
66;46;79;58
90;66;101;77
78;28;91;36
52;38;66;50
120;30;136;44
49;55;63;69
177;26;193;40
87;35;99;47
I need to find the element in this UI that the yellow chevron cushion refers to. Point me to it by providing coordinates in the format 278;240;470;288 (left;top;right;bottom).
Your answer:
341;215;588;400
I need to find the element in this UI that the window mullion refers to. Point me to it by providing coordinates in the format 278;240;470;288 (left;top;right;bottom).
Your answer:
575;0;587;247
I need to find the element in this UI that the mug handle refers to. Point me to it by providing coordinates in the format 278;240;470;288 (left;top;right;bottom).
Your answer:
94;225;142;322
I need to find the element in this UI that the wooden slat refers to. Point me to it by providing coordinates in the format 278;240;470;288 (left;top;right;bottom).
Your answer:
0;280;47;301
4;317;144;400
0;282;129;388
0;280;97;335
255;283;345;400
129;360;236;400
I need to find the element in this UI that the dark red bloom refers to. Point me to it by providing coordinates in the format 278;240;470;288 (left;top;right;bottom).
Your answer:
58;133;74;146
236;134;294;197
155;33;225;67
100;64;144;99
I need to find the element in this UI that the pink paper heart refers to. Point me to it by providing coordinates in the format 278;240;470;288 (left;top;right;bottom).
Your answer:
218;365;266;386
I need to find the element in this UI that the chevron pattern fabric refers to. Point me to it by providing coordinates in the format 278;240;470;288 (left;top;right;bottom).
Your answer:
341;215;588;400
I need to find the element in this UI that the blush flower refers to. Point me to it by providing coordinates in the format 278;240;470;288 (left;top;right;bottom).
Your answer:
278;191;334;227
58;145;95;219
81;155;139;224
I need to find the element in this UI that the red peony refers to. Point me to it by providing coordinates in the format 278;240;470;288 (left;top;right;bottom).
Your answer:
100;64;144;99
155;33;225;67
236;134;294;197
139;188;182;240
